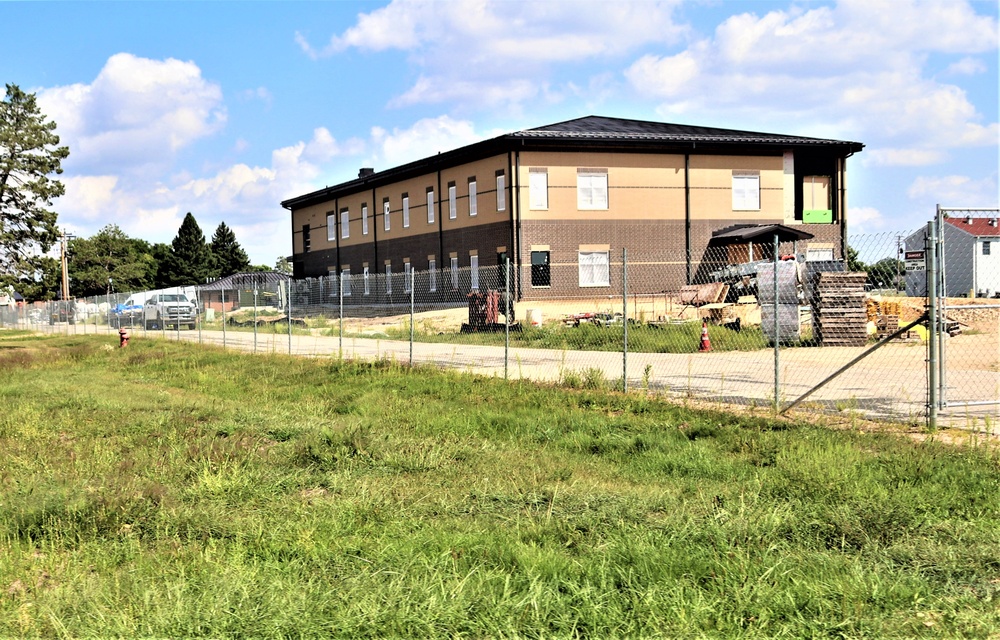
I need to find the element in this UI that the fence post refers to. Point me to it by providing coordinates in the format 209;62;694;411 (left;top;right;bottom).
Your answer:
409;267;415;367
622;248;628;393
176;286;181;342
773;233;780;412
222;287;227;349
935;206;947;408
287;278;292;355
253;281;258;354
926;220;938;430
197;288;202;345
339;273;343;359
504;256;510;380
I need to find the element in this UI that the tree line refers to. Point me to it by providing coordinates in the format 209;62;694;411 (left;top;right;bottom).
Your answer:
2;83;289;302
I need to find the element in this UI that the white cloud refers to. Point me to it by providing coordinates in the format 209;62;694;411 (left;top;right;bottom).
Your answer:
907;174;999;207
299;0;687;112
864;148;948;167
38;53;226;174
625;0;998;161
368;115;490;168
845;206;886;234
944;57;988;76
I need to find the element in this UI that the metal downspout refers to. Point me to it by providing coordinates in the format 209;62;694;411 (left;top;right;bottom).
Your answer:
512;150;521;300
437;169;444;299
685;153;692;285
371;188;379;282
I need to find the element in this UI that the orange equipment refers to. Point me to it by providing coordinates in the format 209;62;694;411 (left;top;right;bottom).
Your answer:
698;320;712;352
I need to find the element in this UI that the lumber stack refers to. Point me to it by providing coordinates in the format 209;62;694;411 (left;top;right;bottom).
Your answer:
813;272;868;346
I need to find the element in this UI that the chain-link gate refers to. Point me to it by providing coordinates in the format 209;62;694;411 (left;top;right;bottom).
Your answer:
924;207;1000;428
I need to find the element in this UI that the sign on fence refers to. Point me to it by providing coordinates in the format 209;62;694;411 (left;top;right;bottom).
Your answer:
904;250;925;272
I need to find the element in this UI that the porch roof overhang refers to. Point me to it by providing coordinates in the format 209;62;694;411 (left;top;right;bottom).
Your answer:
710;224;815;245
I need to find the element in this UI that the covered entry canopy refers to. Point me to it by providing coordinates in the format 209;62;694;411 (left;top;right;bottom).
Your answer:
710;224;815;245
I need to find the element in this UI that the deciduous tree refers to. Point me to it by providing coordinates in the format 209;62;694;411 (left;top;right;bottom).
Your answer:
67;225;156;297
0;84;69;292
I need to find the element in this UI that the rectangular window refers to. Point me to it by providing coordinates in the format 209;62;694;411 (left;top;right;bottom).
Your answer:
340;210;349;239
427;188;435;224
385;264;392;294
327;214;336;241
302;225;311;253
362;205;368;235
496;171;506;211
402;194;410;228
470;255;479;290
577;169;608;210
468;179;477;216
428;258;437;292
732;171;760;211
530;251;550;287
403;262;412;293
529;169;548;210
451;256;459;290
448;182;457;220
383;199;390;232
579;251;610;287
985;241;992;256
363;266;370;295
341;269;351;297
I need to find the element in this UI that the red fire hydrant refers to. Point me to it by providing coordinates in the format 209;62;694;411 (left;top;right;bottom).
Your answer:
119;327;130;348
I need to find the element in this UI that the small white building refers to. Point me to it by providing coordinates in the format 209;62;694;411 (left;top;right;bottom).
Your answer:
906;215;1000;297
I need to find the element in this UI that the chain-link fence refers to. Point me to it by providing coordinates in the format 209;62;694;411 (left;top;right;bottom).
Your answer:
6;217;998;431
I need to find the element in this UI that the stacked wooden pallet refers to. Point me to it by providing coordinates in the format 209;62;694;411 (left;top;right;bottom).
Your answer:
813;272;868;346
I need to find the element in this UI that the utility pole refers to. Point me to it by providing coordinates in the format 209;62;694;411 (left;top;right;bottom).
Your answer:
59;232;75;300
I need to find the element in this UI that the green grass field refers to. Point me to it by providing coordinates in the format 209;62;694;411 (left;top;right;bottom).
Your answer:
1;331;998;637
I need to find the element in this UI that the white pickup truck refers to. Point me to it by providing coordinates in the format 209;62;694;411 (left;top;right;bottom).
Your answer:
144;293;198;330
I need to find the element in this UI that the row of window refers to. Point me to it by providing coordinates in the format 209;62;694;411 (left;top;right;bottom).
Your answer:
529;250;609;288
309;169;767;250
331;255;483;296
526;169;762;212
326;172;507;242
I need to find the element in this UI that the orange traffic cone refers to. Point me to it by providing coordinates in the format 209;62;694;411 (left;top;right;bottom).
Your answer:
698;320;712;352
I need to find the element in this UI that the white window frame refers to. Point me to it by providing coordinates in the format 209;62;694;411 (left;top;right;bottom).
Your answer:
383;201;390;232
403;262;412;293
327;213;336;241
468;180;477;217
341;269;351;297
496;173;506;211
427;189;435;224
529;169;548;210
732;171;761;211
341;210;350;239
402;195;410;228
470;255;479;290
363;266;370;296
385;264;392;294
450;256;459;290
361;205;368;236
428;258;437;292
578;251;610;287
448;184;457;220
577;170;608;210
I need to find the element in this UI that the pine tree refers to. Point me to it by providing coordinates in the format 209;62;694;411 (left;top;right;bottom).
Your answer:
210;221;250;278
161;213;214;286
0;84;70;291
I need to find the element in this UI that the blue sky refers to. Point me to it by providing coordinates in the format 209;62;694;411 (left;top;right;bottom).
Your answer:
3;0;997;265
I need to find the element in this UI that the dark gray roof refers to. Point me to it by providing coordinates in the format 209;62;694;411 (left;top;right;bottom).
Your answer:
199;271;289;291
711;224;815;244
516;116;862;148
282;115;863;210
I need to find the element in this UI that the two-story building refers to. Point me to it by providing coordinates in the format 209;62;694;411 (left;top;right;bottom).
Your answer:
282;115;863;301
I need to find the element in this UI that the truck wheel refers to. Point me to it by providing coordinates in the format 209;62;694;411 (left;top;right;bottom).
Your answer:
188;323;196;330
